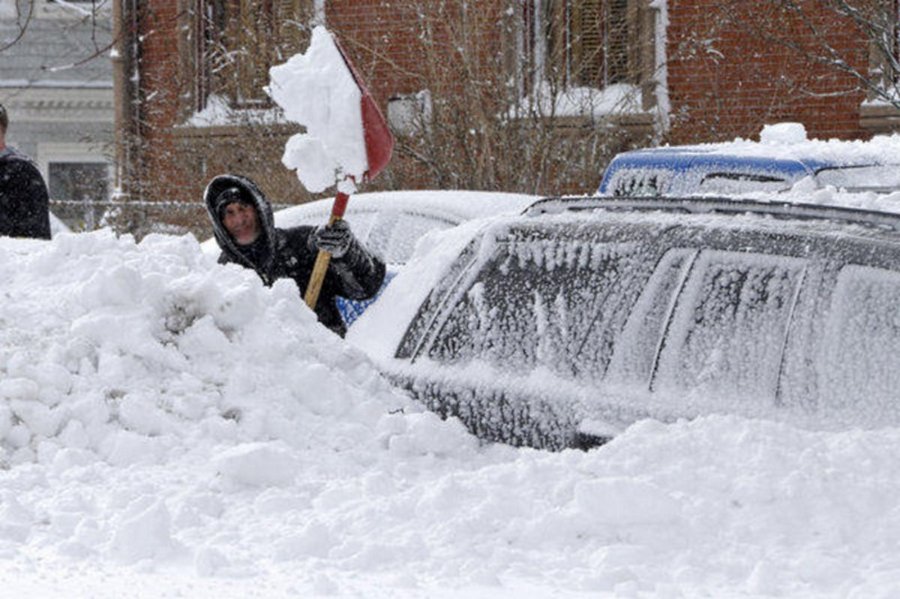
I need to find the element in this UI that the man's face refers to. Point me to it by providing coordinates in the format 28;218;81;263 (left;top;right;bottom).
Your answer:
222;201;260;245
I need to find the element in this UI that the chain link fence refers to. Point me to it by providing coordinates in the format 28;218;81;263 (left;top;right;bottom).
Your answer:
49;199;296;240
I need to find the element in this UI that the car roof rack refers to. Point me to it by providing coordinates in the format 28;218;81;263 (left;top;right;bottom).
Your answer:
525;195;900;233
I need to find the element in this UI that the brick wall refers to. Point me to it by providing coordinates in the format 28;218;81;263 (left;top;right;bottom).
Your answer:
326;0;425;99
665;0;870;143
126;0;885;236
129;0;433;237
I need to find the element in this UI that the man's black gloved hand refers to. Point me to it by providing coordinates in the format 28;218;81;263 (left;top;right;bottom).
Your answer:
311;219;354;258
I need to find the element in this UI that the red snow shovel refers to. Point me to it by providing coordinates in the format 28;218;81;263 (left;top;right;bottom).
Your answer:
303;33;394;312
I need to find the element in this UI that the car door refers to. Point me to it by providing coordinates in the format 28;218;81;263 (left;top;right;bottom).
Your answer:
395;219;670;448
603;225;816;422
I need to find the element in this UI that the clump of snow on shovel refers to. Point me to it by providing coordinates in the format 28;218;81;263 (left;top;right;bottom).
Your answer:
267;26;367;194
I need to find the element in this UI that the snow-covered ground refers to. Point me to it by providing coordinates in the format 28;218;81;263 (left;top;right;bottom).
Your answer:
3;230;900;598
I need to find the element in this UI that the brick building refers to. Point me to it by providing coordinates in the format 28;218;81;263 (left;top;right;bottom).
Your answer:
114;0;899;237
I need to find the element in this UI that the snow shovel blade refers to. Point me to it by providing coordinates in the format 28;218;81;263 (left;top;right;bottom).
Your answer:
304;33;394;314
331;34;394;182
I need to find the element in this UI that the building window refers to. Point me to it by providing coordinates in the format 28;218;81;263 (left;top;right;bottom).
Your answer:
525;0;643;90
195;0;312;110
48;162;110;230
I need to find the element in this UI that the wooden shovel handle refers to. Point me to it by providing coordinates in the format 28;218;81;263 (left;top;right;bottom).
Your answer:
304;192;350;310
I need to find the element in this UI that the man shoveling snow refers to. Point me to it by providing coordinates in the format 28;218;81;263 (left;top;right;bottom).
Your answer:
204;174;384;337
204;26;392;336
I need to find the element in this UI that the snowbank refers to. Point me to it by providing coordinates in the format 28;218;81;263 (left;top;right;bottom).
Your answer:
2;231;900;597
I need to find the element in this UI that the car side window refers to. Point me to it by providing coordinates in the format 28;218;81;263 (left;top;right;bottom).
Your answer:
653;251;807;405
426;236;654;382
815;165;900;191
605;248;698;388
818;265;900;420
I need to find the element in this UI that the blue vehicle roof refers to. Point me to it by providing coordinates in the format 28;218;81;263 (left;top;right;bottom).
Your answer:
597;146;847;196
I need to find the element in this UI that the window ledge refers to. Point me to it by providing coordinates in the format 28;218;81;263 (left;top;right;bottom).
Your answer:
170;122;301;140
549;111;656;131
860;103;900;134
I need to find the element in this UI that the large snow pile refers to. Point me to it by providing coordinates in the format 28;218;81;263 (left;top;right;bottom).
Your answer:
3;231;900;597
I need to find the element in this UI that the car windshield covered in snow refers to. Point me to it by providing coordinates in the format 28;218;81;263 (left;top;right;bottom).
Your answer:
350;196;900;450
597;124;900;197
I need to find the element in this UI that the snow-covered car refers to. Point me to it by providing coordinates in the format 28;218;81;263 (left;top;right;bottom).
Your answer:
598;123;900;197
350;195;900;450
202;190;540;326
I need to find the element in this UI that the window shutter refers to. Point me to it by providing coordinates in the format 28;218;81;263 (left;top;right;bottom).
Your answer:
573;0;602;87
605;0;630;85
544;0;635;90
203;0;311;108
234;0;274;105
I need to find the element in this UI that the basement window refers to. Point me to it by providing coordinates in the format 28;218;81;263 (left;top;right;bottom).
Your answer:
47;162;110;231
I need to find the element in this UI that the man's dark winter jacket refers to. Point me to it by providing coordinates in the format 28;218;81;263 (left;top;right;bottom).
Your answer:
204;174;385;336
0;147;51;239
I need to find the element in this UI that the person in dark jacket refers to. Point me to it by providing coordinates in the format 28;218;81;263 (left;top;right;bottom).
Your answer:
204;174;386;337
0;103;51;239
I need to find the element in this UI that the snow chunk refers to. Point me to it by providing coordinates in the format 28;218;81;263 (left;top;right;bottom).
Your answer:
379;411;479;457
268;26;367;193
110;499;176;563
759;122;808;144
213;441;300;488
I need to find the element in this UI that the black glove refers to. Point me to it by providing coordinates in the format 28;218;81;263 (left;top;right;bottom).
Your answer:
311;219;354;258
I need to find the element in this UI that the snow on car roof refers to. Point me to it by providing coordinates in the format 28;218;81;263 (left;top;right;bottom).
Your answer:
599;123;900;197
532;193;900;229
273;189;540;225
616;122;900;165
